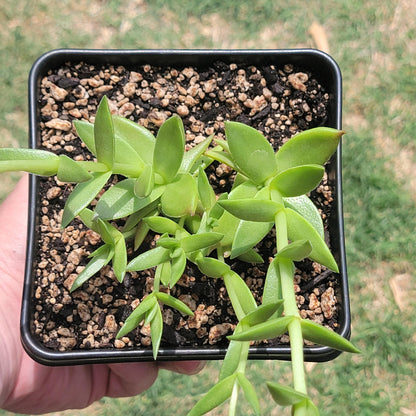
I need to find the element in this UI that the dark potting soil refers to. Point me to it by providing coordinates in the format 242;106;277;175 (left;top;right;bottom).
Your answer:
32;60;339;352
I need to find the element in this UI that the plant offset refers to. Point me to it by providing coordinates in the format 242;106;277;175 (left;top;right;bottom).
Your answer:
0;95;358;415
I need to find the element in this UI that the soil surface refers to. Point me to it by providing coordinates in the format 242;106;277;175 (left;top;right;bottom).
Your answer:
32;60;339;353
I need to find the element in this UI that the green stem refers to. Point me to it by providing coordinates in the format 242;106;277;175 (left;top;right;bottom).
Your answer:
228;381;239;416
275;210;307;395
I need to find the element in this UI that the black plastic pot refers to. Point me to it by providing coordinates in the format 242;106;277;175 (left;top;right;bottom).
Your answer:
21;49;350;365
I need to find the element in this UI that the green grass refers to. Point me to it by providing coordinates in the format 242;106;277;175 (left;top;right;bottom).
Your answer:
1;0;416;415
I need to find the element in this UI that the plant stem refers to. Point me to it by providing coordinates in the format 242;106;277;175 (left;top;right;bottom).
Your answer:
275;210;307;395
228;381;239;416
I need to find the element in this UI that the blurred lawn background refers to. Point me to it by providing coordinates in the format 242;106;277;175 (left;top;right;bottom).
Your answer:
1;0;415;415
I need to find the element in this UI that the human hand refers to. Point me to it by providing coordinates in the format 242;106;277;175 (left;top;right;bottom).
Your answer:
0;175;204;414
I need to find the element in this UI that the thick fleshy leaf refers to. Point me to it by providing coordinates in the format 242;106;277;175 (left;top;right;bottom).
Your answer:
150;303;163;359
218;199;283;223
143;216;181;235
153;115;185;183
180;135;213;173
113;138;144;177
237;373;261;416
227;316;294;341
61;171;112;228
225;121;277;184
94;96;114;168
116;294;157;338
57;155;92;183
134;164;154;197
277;240;313;262
240;302;284;327
292;399;320;416
181;232;224;253
276;127;343;172
134;221;150;251
113;236;127;282
285;207;339;271
126;246;171;271
269;164;325;197
0;148;59;175
283;195;324;239
300;319;360;353
96;218;117;245
158;262;171;287
155;292;194;316
170;250;187;287
205;149;237;170
223;271;257;319
187;374;237;416
219;338;244;380
231;220;273;259
113;115;155;164
266;382;310;406
196;257;230;278
74;120;96;155
70;244;113;292
161;173;198;218
122;203;159;233
262;257;284;312
236;249;264;263
198;166;216;211
94;179;164;220
156;235;180;251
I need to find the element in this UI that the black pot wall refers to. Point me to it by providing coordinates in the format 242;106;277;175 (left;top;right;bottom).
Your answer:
21;49;349;365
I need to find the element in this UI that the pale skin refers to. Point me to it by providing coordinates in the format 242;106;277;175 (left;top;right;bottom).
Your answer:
0;175;204;414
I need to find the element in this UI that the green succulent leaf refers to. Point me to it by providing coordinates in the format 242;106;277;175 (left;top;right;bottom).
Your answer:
276;127;343;172
195;257;230;278
150;303;163;360
153;115;185;183
134;220;150;251
276;240;313;262
56;155;92;183
231;220;273;259
143;216;181;235
225;121;277;185
181;232;224;253
219;338;244;380
116;294;157;339
269;164;325;197
113;236;127;283
187;374;237;416
155;261;169;287
113;138;144;177
236;249;264;263
262;257;283;310
61;171;112;228
156;235;180;251
292;399;320;416
227;316;294;341
223;271;257;319
181;135;213;173
198;166;216;211
170;250;187;287
283;195;324;239
134;164;154;198
0;148;60;176
70;244;113;292
240;301;284;327
161;173;198;218
126;246;171;271
300;319;360;353
266;382;310;406
155;292;194;316
94;178;164;220
237;373;261;416
113;115;155;164
204;149;237;170
74;120;96;156
94;96;114;168
285;207;339;271
218;199;283;223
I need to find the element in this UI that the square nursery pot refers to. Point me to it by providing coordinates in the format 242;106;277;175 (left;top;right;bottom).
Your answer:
21;49;351;365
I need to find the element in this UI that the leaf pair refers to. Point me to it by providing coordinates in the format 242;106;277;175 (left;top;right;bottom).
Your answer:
116;291;193;359
70;209;128;291
229;315;359;353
